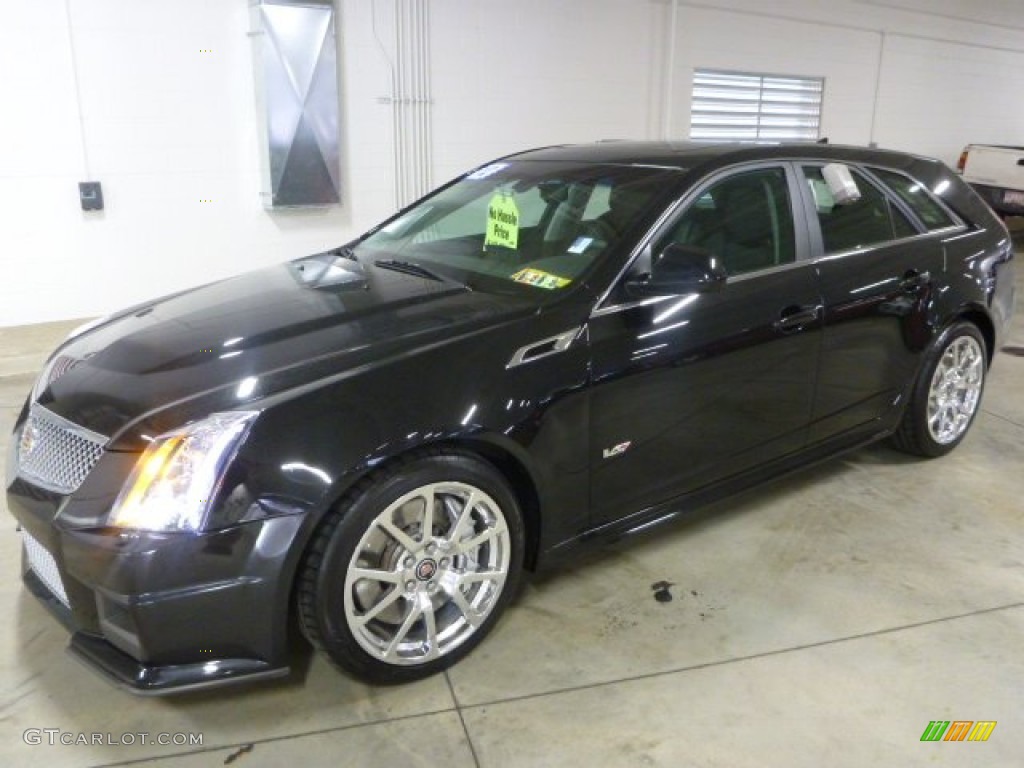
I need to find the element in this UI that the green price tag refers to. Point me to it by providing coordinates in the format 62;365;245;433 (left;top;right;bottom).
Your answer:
485;192;519;250
809;178;835;213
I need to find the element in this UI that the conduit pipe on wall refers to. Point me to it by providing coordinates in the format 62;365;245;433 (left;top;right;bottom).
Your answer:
663;0;680;139
372;0;433;210
404;0;432;205
370;1;401;209
63;0;91;178
396;2;408;206
868;30;886;147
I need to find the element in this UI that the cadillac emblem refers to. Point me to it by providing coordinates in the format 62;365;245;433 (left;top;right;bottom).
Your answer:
19;420;41;459
415;559;438;581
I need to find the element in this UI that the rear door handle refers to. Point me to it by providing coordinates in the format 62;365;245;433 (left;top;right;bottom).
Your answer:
774;304;819;333
900;269;931;292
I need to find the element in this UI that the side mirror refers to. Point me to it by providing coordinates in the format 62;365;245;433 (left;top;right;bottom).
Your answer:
626;243;727;297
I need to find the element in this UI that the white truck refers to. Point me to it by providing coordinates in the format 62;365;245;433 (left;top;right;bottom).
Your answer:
957;144;1024;219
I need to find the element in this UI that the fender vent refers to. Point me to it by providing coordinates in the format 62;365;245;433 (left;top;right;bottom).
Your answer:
507;328;580;368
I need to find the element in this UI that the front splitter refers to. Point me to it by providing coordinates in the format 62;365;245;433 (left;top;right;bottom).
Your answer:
68;632;290;696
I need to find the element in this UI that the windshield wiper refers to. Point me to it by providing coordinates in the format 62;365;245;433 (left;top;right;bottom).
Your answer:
373;259;465;287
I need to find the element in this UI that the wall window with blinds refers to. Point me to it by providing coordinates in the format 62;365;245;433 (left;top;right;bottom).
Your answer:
690;69;824;142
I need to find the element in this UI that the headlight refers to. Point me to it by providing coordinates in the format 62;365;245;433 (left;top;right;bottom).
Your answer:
109;411;259;532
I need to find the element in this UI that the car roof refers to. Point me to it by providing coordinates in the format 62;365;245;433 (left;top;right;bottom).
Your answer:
511;140;947;175
497;140;995;232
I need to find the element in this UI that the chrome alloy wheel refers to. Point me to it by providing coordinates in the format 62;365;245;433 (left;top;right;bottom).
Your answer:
926;335;984;445
343;482;511;666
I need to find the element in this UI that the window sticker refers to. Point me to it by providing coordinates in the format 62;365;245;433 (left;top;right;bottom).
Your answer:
485;192;520;250
568;236;594;254
808;178;835;214
467;162;509;180
511;268;571;290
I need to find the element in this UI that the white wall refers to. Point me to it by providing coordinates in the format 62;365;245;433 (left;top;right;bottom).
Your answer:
0;1;368;327
1;0;1022;327
662;0;1024;161
428;0;667;183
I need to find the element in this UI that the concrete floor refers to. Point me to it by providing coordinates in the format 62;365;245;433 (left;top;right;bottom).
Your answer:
1;229;1022;767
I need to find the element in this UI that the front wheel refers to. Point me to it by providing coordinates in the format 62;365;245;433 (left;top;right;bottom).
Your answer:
297;452;524;684
892;321;987;457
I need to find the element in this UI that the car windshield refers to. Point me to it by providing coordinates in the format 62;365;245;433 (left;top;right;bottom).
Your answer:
356;160;679;295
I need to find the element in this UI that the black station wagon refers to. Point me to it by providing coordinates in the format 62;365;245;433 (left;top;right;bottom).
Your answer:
6;142;1016;693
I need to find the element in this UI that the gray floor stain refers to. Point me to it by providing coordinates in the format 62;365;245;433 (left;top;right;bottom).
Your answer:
224;743;254;765
651;580;674;603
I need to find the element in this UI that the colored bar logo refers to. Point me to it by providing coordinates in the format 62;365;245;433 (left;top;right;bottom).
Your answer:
921;721;996;742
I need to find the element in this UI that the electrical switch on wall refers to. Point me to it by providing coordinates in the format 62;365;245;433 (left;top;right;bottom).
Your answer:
79;181;103;211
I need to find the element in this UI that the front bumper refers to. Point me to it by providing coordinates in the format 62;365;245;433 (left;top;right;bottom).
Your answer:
8;467;303;694
22;564;288;694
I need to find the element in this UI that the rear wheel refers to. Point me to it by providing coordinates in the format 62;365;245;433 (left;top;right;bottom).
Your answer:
892;322;987;457
297;452;524;684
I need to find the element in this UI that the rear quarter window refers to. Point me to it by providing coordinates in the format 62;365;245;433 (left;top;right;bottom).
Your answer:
870;168;957;231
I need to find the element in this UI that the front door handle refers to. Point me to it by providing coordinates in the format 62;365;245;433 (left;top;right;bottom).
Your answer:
900;269;931;293
774;304;819;333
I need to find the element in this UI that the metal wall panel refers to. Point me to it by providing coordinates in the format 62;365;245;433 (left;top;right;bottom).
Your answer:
252;0;340;207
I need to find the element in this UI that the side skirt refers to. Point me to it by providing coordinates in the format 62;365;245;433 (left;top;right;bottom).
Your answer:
537;422;894;568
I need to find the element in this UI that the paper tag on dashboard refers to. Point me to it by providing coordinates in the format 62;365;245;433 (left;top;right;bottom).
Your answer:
485;193;520;250
511;268;571;290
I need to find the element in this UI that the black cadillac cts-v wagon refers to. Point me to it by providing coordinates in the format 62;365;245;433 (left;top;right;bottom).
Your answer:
6;142;1016;693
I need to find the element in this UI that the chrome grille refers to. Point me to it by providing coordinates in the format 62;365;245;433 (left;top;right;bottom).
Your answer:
23;531;70;608
18;405;107;494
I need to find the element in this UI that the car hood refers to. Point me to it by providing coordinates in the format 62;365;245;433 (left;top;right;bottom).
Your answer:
32;256;536;448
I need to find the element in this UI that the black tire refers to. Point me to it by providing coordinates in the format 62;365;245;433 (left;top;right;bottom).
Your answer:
892;321;987;457
296;450;524;684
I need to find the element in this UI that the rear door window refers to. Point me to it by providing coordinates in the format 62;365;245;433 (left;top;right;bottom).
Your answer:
802;166;918;254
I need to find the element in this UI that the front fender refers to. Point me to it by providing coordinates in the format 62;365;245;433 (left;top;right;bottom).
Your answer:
207;304;593;629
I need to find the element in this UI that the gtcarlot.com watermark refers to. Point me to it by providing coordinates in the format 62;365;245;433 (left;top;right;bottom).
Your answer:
24;729;203;747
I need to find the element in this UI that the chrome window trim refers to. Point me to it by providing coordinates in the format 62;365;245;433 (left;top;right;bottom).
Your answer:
629;163;688;171
718;257;813;284
809;227;959;264
928;224;968;237
939;228;987;244
590;295;675;318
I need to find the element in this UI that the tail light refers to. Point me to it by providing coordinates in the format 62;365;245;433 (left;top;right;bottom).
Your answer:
956;147;969;173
